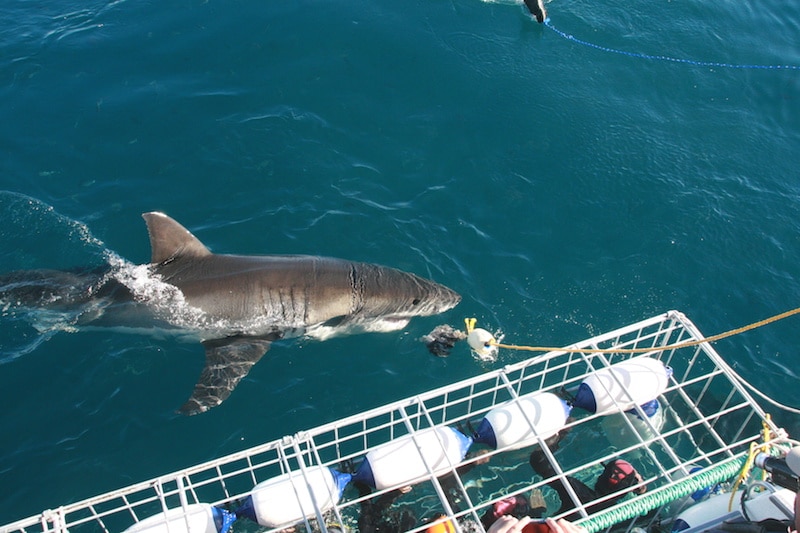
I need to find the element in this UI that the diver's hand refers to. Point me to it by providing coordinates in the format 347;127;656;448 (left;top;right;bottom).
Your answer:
545;518;588;533
487;516;532;533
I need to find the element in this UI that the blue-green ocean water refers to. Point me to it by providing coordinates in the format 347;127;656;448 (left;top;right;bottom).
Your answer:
1;0;799;525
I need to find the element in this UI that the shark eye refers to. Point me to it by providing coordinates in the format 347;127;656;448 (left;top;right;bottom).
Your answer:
412;298;421;305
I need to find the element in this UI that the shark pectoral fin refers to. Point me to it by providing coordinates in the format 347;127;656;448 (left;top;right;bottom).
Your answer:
179;336;274;416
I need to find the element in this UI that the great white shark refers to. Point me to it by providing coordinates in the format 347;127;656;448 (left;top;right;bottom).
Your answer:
0;212;461;414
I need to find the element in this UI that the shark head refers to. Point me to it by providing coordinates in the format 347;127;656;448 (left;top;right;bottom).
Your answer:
307;267;460;339
356;264;461;323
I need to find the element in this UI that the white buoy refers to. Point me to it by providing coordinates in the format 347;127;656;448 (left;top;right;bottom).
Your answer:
472;391;572;451
467;328;498;360
354;426;472;490
237;466;351;528
572;357;672;415
123;504;230;533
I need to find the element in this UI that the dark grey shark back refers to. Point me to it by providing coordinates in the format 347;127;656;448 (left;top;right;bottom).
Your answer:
142;212;461;414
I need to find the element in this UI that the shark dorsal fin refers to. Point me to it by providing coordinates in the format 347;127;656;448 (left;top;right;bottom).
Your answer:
142;212;212;264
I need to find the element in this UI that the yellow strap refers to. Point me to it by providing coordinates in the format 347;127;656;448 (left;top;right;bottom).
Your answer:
758;414;776;480
464;317;477;334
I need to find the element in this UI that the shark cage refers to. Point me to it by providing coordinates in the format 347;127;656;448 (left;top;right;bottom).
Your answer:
2;310;794;533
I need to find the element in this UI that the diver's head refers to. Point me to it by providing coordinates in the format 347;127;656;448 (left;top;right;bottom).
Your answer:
594;459;646;496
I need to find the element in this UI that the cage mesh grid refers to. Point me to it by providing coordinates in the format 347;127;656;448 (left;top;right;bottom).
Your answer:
1;311;781;533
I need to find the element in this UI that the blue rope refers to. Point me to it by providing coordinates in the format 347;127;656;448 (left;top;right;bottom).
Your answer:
543;18;800;71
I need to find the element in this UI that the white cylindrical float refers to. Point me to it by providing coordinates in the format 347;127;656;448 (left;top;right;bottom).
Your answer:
572;356;672;415
236;465;351;528
353;426;472;490
472;391;572;451
123;503;233;533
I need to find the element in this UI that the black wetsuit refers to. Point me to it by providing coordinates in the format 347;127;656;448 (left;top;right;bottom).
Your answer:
529;449;626;520
355;483;416;533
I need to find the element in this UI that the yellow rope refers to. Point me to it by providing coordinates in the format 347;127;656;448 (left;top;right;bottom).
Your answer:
726;415;777;511
487;306;800;354
728;441;759;511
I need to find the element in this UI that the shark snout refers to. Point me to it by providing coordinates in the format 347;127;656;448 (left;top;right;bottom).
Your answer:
438;286;461;312
422;284;461;315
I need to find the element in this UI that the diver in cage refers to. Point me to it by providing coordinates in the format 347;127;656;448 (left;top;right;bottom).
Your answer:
479;430;646;529
528;447;646;520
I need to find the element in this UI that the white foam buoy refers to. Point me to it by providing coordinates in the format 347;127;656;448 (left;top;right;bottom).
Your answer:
467;328;498;360
123;504;231;533
572;357;672;415
237;466;351;528
472;391;572;451
354;426;472;490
